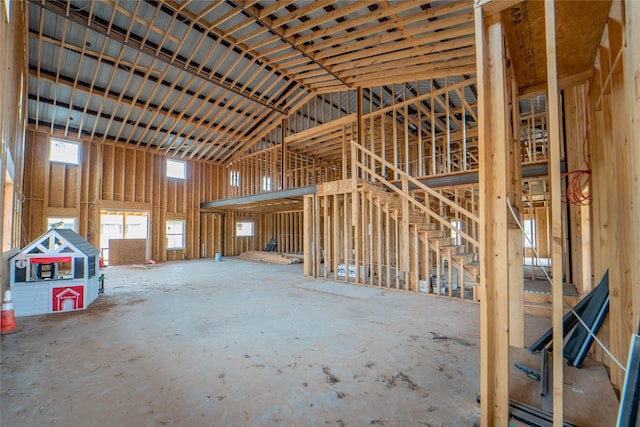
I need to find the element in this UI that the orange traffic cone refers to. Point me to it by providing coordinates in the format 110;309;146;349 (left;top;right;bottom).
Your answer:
1;289;17;334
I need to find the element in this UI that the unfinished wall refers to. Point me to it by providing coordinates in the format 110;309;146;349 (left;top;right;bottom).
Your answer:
567;0;640;389
222;210;303;256
0;1;28;290
22;128;223;262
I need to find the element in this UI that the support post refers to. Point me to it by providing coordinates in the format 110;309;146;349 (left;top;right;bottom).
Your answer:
475;6;510;425
303;195;313;277
544;2;564;425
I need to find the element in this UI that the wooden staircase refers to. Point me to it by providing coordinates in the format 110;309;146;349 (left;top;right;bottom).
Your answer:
347;134;481;299
359;180;480;302
346;139;573;312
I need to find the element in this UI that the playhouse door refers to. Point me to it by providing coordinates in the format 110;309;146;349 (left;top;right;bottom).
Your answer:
62;298;75;311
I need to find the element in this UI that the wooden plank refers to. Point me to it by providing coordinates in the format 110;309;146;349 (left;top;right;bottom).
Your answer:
544;2;564;425
109;239;147;265
238;251;299;265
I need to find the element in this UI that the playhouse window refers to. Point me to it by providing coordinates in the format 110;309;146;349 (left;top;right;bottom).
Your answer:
166;220;185;249
50;139;80;165
88;255;96;278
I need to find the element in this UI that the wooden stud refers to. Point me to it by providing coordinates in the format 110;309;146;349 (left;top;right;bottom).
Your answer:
544;2;564;425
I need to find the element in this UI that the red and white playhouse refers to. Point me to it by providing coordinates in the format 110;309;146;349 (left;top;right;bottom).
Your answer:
9;228;103;317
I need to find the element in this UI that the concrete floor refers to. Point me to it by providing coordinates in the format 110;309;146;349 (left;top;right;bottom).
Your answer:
1;259;619;426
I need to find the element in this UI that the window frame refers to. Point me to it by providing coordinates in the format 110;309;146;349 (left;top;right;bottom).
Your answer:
450;219;463;245
236;221;254;237
262;176;272;192
50;138;80;165
523;219;536;249
166;159;186;180
47;217;78;232
230;170;240;187
166;219;186;250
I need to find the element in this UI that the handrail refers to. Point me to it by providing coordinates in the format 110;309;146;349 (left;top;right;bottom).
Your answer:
351;139;479;249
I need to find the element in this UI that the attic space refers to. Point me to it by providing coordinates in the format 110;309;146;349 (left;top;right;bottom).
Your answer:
1;1;639;426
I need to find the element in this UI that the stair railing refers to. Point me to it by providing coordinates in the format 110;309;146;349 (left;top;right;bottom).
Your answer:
350;139;479;251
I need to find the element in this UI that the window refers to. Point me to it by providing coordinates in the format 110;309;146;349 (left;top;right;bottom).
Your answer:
523;219;536;248
230;170;240;187
450;220;462;245
48;217;77;232
166;220;185;249
236;221;253;237
166;159;186;179
50;139;80;165
262;176;272;192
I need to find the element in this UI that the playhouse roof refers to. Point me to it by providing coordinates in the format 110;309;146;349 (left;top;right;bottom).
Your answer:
54;229;99;257
15;228;99;259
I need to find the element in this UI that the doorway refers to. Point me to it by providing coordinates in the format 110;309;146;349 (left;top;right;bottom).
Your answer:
100;210;149;264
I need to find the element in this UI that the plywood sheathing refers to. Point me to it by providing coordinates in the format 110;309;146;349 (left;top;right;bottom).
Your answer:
502;1;612;93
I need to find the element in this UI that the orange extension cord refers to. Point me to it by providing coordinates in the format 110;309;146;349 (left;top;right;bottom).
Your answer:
562;80;592;206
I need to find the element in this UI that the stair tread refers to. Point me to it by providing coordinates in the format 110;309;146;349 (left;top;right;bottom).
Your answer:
452;252;475;258
415;223;438;229
419;229;444;235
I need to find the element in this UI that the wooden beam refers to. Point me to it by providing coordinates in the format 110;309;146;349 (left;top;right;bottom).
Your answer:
475;7;510;426
544;2;564;425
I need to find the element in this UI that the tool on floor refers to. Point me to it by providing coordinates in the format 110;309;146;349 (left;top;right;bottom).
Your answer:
1;288;17;334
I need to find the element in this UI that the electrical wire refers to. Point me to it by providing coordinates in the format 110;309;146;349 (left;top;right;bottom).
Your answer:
506;197;625;371
562;79;592;206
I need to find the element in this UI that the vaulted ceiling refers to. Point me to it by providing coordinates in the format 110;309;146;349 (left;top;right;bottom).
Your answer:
27;0;477;163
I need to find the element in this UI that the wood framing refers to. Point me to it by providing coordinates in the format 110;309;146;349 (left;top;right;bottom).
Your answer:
6;2;640;425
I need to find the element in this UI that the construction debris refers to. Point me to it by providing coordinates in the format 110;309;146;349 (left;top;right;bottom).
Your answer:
238;251;302;265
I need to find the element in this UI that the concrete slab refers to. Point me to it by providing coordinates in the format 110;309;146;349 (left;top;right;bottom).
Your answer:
0;259;618;426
